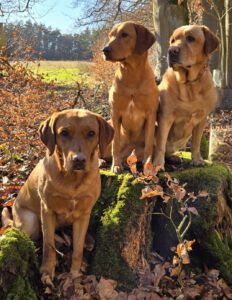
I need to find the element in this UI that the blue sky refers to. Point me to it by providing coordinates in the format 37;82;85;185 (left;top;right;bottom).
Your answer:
1;0;83;34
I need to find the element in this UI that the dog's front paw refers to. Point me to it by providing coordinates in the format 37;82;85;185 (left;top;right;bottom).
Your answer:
192;158;205;167
70;268;82;279
153;159;165;171
111;163;123;173
40;264;55;287
98;158;107;168
41;272;54;287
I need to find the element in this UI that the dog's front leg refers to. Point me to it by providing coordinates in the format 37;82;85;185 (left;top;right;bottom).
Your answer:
111;114;123;173
191;117;207;166
143;112;155;166
153;114;174;170
71;212;90;278
40;202;56;286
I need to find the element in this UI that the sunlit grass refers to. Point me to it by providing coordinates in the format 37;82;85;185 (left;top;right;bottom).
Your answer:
25;60;96;87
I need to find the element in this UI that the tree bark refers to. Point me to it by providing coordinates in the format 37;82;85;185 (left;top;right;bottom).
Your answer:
151;0;188;80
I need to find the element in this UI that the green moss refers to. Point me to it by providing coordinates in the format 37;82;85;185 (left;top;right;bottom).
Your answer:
89;170;124;231
200;134;209;160
170;163;232;283
172;163;232;197
0;228;39;300
203;230;232;284
91;171;145;290
93;164;232;288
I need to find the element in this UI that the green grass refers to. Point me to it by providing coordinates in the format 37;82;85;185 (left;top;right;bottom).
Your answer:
25;60;97;87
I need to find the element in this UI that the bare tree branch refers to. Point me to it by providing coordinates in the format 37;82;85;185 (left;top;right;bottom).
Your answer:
73;0;151;27
0;0;39;16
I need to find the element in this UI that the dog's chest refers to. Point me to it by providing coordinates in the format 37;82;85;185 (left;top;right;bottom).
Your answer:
44;176;100;225
121;98;146;128
56;197;81;223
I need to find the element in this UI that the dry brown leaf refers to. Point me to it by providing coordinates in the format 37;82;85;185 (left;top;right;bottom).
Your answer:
173;185;186;202
55;234;66;246
218;278;232;299
143;162;161;179
0;225;11;235
162;194;171;203
3;198;14;207
167;288;182;297
114;292;128;300
44;286;53;294
176;243;190;264
198;190;209;197
153;264;166;287
165;172;172;185
172;255;180;266
207;269;220;281
170;266;181;277
140;186;163;199
187;206;199;216
62;274;74;295
62;231;71;246
186;240;196;251
97;277;118;300
188;192;197;201
127;153;138;174
183;285;202;299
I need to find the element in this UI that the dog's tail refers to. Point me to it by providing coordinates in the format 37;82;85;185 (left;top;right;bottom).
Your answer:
1;207;13;227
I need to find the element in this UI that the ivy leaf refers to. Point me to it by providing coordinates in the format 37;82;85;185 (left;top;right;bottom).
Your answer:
140;185;163;199
198;191;209;197
127;152;137;175
187;207;199;216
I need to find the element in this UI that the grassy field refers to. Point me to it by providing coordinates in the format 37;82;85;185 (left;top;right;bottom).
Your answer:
25;60;97;87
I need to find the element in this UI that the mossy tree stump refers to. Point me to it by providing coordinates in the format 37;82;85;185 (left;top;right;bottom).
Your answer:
1;162;232;296
91;163;232;288
0;228;39;300
89;171;155;290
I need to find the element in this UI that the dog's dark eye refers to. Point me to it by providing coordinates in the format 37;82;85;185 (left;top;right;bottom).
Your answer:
87;130;95;138
121;32;128;38
60;129;69;137
171;38;175;44
186;35;195;42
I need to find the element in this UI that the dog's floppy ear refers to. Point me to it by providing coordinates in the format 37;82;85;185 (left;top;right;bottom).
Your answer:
97;115;114;156
134;23;156;55
39;113;58;156
202;25;219;55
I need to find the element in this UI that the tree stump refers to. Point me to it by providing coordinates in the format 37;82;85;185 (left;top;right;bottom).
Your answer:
1;163;232;297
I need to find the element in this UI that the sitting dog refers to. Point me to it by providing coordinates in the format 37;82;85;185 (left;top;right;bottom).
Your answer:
153;25;219;169
2;109;114;285
102;21;159;173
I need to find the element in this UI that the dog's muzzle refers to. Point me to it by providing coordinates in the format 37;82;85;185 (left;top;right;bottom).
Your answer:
167;46;180;67
102;46;112;60
72;153;87;171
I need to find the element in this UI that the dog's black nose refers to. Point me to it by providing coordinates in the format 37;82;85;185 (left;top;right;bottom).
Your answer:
168;46;180;56
72;153;86;170
168;46;180;66
102;46;111;55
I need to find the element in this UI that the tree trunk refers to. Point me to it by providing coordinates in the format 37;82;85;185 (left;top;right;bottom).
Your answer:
225;0;231;88
151;0;188;80
202;0;232;89
0;23;6;51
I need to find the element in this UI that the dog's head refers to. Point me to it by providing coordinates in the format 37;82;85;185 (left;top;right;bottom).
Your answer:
102;21;155;62
39;109;114;173
167;25;219;69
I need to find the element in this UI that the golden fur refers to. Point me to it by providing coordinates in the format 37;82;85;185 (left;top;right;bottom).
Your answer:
2;109;114;285
102;21;159;173
154;25;219;169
